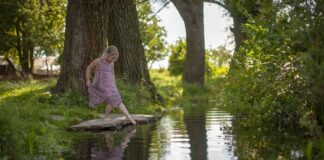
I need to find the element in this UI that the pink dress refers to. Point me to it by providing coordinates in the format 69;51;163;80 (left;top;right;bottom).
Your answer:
88;58;122;108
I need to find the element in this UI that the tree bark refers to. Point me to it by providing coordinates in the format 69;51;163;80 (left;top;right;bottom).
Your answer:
53;0;109;94
171;0;205;85
107;0;142;84
108;0;163;101
15;26;33;78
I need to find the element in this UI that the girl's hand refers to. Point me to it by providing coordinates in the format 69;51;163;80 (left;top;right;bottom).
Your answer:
86;80;92;87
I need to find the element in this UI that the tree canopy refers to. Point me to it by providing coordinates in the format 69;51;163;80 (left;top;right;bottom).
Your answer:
137;1;168;69
0;0;66;76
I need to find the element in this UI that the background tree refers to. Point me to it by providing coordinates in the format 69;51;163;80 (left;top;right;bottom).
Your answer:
170;0;205;85
205;0;273;73
207;46;231;68
0;0;66;77
168;38;186;76
205;46;231;76
137;1;168;69
168;39;231;77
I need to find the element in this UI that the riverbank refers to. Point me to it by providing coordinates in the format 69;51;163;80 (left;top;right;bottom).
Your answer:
0;70;323;159
0;76;164;159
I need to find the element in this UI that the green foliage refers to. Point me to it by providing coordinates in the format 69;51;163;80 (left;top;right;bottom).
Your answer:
306;139;324;160
34;0;66;56
221;0;324;136
286;0;324;127
168;38;186;76
0;106;22;159
0;0;66;66
205;46;231;77
137;1;168;68
168;38;230;77
150;69;225;110
0;80;67;159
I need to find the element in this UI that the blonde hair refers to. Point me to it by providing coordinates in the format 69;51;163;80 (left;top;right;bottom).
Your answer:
101;45;119;58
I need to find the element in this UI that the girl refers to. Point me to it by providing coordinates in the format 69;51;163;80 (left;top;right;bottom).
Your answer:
86;45;137;125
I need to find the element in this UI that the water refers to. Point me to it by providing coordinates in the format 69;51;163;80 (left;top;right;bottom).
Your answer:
62;106;306;160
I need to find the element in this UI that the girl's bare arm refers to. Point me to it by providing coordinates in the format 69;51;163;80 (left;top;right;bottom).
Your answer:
85;58;100;82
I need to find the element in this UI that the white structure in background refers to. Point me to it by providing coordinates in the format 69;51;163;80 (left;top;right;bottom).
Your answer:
34;55;60;75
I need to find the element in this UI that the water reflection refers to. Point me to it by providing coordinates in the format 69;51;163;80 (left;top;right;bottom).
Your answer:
64;104;306;159
90;127;136;159
181;105;235;160
184;105;208;160
205;109;235;159
64;126;140;160
145;103;235;159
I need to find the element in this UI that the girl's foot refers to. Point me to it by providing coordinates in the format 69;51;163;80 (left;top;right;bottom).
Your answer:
129;118;137;125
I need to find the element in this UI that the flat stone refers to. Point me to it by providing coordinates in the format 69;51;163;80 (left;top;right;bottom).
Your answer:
51;115;65;121
68;114;158;131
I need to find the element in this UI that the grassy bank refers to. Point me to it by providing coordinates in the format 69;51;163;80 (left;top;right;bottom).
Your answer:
0;69;226;158
0;76;164;159
1;70;323;159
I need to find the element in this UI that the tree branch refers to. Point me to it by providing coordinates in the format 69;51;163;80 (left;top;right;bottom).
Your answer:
153;0;171;16
137;0;149;5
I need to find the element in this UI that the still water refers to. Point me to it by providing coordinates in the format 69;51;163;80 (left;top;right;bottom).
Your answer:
63;105;306;160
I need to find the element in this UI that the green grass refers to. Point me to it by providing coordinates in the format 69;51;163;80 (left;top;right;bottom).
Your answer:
0;79;69;159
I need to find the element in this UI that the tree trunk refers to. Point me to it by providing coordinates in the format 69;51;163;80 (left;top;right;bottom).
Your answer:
171;0;205;85
107;0;142;84
15;26;33;78
227;13;248;74
226;0;267;74
108;0;163;101
231;14;247;52
53;0;109;94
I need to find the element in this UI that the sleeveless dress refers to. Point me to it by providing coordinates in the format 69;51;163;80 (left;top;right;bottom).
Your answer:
88;58;122;108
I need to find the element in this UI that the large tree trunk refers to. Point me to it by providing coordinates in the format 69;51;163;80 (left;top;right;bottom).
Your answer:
108;0;163;101
53;0;109;94
107;0;142;84
171;0;205;85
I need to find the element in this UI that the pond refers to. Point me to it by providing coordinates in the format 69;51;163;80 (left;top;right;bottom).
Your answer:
62;105;306;160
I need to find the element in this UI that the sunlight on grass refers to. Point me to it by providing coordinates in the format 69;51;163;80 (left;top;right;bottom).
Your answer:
0;80;52;101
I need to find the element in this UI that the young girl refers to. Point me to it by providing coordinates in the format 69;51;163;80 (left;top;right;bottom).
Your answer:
86;45;136;125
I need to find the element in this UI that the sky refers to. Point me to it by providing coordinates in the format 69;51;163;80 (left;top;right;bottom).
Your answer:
151;1;234;68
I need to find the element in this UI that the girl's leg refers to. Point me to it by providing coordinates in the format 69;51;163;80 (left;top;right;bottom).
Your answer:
118;103;136;125
104;103;112;121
